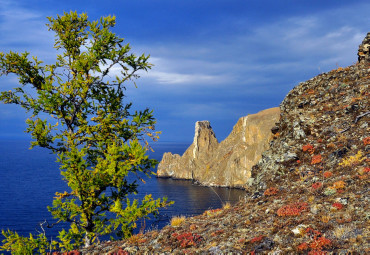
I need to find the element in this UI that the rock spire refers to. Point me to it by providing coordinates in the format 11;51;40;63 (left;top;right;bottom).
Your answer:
157;107;280;188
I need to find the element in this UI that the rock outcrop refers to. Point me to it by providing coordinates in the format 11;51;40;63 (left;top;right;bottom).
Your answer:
358;32;370;63
157;121;219;180
157;108;280;188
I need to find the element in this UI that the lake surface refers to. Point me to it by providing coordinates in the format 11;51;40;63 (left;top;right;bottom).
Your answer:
0;139;246;244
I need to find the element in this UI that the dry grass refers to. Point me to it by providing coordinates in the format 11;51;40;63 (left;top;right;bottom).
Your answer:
223;202;231;209
171;215;186;227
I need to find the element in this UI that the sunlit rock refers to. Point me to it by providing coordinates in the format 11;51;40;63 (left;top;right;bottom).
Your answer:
157;107;280;188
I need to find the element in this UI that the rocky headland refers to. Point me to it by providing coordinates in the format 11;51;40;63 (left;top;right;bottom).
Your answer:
157;107;280;188
80;33;370;254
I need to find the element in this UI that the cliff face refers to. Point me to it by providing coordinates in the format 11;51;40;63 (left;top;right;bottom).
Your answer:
158;121;219;180
157;108;280;188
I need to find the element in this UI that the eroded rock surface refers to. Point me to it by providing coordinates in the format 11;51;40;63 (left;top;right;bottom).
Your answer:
358;32;370;63
157;120;219;180
157;108;280;188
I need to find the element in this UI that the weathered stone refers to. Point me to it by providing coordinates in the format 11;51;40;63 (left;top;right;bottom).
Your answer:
157;120;218;180
358;32;370;63
157;108;280;188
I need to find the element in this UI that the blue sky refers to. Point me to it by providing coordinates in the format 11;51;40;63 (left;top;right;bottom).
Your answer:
0;0;369;143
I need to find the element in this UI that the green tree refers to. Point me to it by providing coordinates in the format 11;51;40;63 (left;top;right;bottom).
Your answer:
0;11;171;252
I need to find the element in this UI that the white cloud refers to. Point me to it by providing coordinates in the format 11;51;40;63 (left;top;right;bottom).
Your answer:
145;69;230;85
0;1;54;61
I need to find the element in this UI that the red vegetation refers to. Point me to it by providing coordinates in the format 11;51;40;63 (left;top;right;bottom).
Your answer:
311;154;322;165
277;202;308;217
296;228;333;254
363;137;370;146
310;236;331;250
172;232;203;248
311;182;322;190
108;248;129;255
303;144;315;154
264;187;279;196
323;171;333;178
332;202;344;210
250;235;265;243
297;242;309;251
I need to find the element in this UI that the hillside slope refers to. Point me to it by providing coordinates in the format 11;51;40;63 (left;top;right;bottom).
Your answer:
81;33;370;254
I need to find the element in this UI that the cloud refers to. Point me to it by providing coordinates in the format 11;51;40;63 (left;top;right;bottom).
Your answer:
146;71;220;85
132;3;368;98
1;0;369;142
0;0;55;60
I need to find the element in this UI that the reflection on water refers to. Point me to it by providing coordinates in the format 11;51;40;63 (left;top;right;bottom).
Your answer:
157;178;245;215
134;177;246;232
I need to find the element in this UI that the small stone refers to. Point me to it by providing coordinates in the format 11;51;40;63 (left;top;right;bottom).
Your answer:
291;224;308;236
283;152;298;162
311;204;320;214
336;197;349;205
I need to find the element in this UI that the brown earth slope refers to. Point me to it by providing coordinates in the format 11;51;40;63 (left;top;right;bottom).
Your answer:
81;33;370;254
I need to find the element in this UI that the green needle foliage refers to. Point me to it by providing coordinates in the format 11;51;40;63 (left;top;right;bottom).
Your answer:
0;11;172;253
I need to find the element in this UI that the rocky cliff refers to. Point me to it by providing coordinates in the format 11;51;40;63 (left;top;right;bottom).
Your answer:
157;107;280;188
81;33;370;254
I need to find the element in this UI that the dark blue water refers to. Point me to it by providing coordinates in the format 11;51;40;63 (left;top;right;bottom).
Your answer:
0;139;245;245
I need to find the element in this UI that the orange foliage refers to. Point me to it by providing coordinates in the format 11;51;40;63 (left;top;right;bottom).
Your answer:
264;187;279;196
333;180;346;190
250;235;265;243
311;182;322;190
323;171;333;178
277;202;308;217
332;202;343;210
311;154;322;165
363;137;370;146
297;242;309;251
302;144;315;154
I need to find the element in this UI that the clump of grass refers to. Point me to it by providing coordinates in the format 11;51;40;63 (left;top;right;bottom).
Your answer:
222;202;231;209
170;215;186;227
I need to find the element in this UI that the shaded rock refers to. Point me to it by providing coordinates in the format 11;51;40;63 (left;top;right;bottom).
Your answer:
358;32;370;64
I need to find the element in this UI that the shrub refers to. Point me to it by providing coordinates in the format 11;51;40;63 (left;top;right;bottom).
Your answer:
312;182;322;190
332;202;344;210
170;216;186;227
222;202;231;210
297;242;309;251
277;202;308;217
311;154;322;165
264;187;279;196
250;235;265;243
332;180;346;190
302;144;315;154
324;187;337;196
339;151;366;167
171;232;203;248
323;171;333;178
204;208;222;217
363;137;370;146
